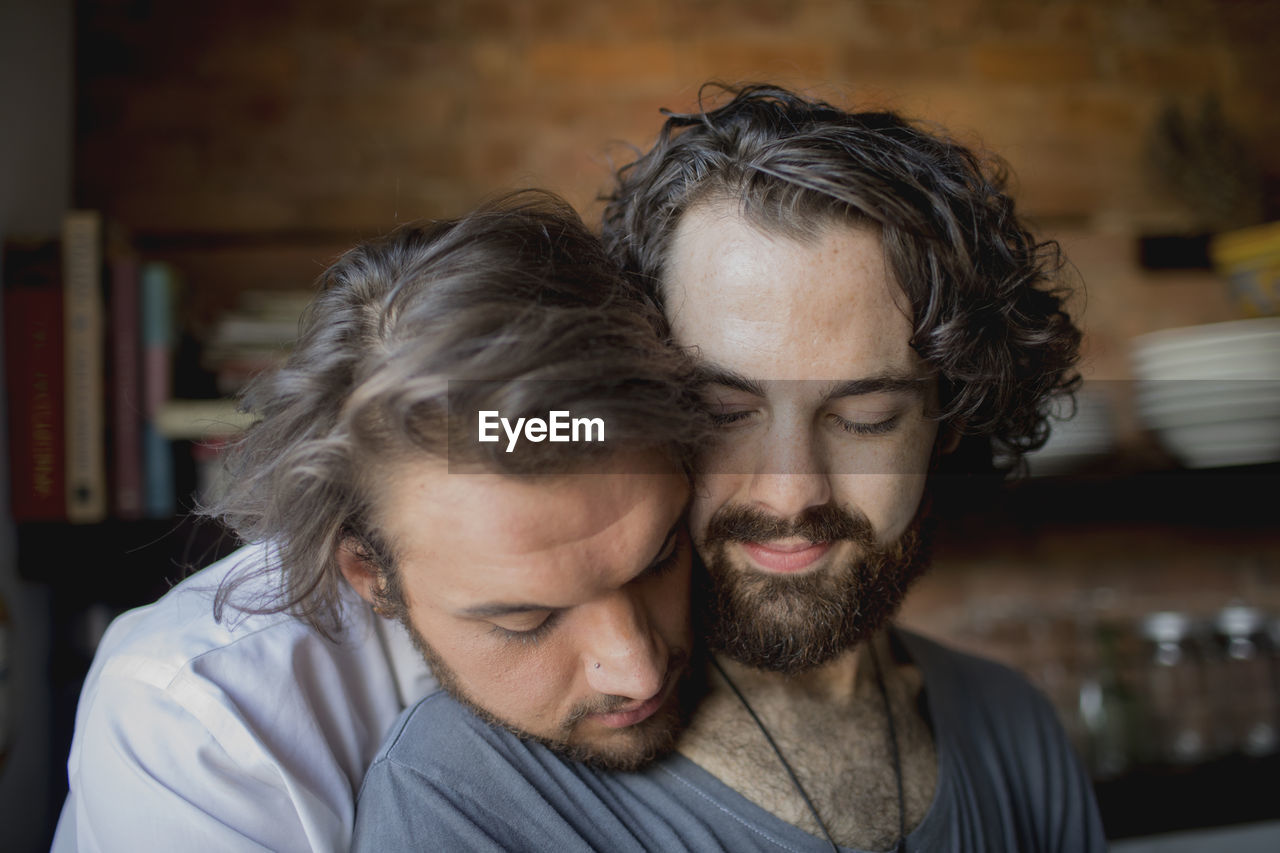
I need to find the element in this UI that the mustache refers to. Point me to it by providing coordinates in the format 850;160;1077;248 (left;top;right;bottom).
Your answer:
701;502;876;548
561;647;690;729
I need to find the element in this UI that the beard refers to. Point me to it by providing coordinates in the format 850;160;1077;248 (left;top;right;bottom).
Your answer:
400;617;704;772
696;501;931;676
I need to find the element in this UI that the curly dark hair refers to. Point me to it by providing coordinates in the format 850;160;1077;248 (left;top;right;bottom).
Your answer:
602;83;1081;471
201;190;707;637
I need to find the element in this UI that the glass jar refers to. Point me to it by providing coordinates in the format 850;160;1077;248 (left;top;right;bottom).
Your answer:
1209;604;1278;757
1079;616;1138;778
1139;611;1213;765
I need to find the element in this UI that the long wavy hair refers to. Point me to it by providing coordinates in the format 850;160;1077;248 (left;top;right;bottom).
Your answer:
201;190;707;638
602;83;1081;471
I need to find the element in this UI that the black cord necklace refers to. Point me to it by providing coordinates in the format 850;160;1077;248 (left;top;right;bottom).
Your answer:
871;645;908;853
710;642;907;853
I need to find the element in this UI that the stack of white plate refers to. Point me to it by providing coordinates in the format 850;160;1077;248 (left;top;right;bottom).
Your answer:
1131;318;1280;468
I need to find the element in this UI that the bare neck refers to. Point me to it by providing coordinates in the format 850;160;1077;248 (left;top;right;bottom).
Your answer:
678;629;938;850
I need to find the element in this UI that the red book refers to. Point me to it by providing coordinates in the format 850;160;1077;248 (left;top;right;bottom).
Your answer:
3;241;67;521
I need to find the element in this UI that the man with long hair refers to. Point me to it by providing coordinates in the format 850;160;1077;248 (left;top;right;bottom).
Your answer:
54;192;708;852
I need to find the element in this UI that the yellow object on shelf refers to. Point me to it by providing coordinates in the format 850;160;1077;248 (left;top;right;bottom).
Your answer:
1210;221;1280;317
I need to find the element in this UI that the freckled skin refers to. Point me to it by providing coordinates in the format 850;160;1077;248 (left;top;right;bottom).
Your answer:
665;203;938;557
664;202;941;849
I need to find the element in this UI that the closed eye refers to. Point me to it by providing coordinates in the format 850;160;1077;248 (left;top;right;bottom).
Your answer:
486;529;683;647
709;409;754;428
829;412;900;436
490;610;562;646
637;528;684;581
699;380;760;429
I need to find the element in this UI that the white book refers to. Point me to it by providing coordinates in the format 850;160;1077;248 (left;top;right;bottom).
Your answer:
62;210;107;523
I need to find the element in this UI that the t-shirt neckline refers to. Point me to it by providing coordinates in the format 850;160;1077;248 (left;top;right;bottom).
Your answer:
661;628;956;852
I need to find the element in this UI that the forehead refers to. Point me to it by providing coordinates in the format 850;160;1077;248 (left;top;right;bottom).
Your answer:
375;455;687;607
664;202;917;381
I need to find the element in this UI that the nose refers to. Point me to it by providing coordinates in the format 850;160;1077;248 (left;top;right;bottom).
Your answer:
747;423;832;522
581;590;667;701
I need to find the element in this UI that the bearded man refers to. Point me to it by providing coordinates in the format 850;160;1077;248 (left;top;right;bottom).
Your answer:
352;85;1106;852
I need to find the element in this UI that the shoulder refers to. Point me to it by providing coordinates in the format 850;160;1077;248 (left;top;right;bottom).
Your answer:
93;543;284;654
899;628;1056;719
84;547;313;717
355;697;714;853
76;541;400;745
364;691;546;794
360;691;633;824
900;629;1107;850
898;628;1077;776
87;542;376;687
355;693;610;852
61;543;409;852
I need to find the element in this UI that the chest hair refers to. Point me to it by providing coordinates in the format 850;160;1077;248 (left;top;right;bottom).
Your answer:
677;642;937;851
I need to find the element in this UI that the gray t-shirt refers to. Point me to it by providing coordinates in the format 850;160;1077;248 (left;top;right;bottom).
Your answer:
353;631;1106;852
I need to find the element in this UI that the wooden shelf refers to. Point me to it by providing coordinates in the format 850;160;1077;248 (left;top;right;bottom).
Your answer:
935;460;1280;538
16;514;239;607
1097;753;1280;839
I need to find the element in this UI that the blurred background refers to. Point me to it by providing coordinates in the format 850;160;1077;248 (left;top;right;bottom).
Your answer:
2;0;1278;850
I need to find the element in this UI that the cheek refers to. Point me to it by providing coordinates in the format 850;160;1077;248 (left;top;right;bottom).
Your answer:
694;430;760;482
647;560;694;650
479;653;571;722
689;430;766;544
689;423;772;540
828;473;926;542
831;422;937;540
689;474;735;542
410;609;581;729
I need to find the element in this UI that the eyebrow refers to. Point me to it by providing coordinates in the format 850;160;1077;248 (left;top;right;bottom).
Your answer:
695;362;926;402
693;364;766;397
822;376;926;402
455;516;685;619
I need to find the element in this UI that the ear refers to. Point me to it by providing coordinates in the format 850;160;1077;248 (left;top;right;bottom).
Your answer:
935;422;963;457
336;537;380;606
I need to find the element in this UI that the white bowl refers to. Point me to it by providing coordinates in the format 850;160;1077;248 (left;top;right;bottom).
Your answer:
1158;420;1280;468
1132;318;1280;380
1131;319;1280;467
1136;381;1280;428
1132;317;1280;357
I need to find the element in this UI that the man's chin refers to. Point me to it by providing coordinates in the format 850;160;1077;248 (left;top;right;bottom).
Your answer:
402;616;704;771
698;524;930;675
444;662;705;772
704;578;870;674
551;706;684;772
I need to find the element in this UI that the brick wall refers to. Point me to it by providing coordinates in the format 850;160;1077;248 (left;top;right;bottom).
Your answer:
76;0;1278;237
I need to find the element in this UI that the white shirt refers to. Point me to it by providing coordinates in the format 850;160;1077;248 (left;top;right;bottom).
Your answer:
51;543;435;853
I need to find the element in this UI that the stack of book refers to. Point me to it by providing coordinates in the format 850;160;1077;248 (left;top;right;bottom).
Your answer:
168;288;309;503
200;289;310;397
3;211;300;523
